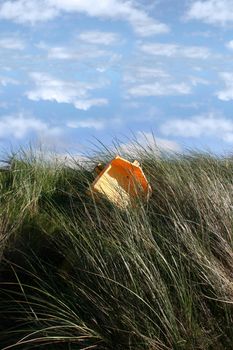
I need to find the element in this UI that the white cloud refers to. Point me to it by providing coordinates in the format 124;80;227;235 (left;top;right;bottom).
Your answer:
155;137;181;152
224;133;233;142
0;0;59;24
124;65;192;97
160;113;233;143
127;81;191;97
51;0;170;36
47;47;76;60
124;66;169;84
189;76;209;86
0;0;169;37
140;42;211;59
226;40;233;49
79;31;120;45
67;116;122;130
0;114;61;139
186;0;233;26
0;76;18;86
124;59;211;98
119;131;181;155
67;119;106;130
46;45;108;60
217;72;233;101
49;153;90;169
36;43;122;72
0;36;25;50
73;99;108;110
26;72;108;110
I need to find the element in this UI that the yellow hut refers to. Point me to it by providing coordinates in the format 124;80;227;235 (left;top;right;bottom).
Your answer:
90;156;151;208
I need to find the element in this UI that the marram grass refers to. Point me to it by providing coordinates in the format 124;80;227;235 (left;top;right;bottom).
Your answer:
0;146;232;349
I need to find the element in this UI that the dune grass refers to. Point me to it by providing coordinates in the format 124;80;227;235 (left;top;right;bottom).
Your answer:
0;145;232;349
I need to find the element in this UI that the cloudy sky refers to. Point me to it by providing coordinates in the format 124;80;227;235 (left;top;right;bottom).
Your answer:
1;0;233;155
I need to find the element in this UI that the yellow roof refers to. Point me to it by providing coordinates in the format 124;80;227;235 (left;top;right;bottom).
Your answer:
90;156;151;208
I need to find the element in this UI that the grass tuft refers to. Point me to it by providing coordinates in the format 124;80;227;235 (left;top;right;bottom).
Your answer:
0;145;232;349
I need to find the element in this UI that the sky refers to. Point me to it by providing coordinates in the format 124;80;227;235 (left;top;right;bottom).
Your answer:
1;0;233;156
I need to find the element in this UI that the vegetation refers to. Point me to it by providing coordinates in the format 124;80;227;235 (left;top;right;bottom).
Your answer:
0;145;232;349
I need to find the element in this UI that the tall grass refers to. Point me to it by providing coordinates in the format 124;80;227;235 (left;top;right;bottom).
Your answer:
0;145;232;349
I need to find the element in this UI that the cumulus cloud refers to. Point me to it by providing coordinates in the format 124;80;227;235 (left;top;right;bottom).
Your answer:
186;0;233;26
67;119;106;130
0;113;61;139
119;131;181;155
123;61;211;98
140;42;211;59
217;72;233;101
155;137;181;152
0;0;169;37
46;47;77;60
67;116;122;130
124;67;169;84
0;77;18;86
127;82;191;97
45;45;109;60
50;0;170;37
36;42;122;73
189;76;209;86
0;36;25;50
0;0;59;24
79;31;120;45
73;99;108;110
160;113;233;143
124;65;192;97
226;40;233;49
49;153;90;169
26;72;108;110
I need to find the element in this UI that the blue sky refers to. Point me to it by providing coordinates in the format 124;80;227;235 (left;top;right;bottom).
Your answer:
1;0;233;156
